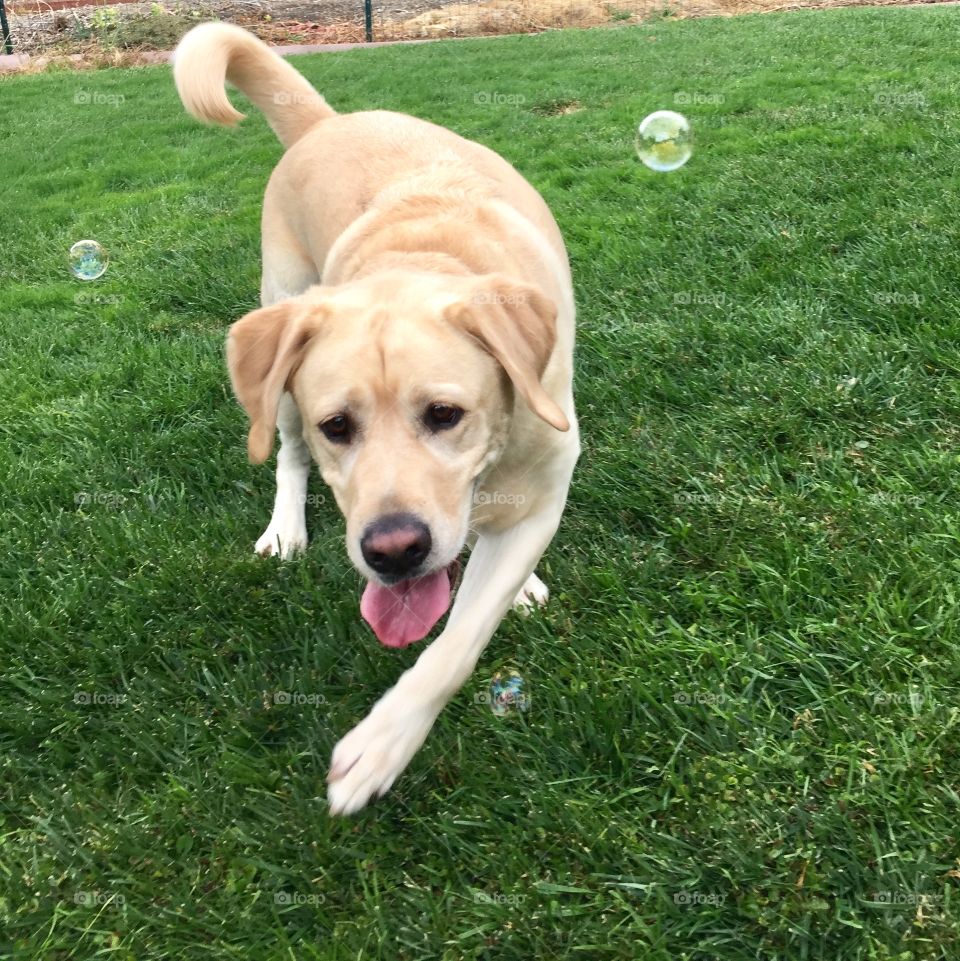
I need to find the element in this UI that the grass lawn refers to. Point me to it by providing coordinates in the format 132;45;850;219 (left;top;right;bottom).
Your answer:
4;6;960;958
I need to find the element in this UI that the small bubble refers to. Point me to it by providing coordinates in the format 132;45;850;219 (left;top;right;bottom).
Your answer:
635;110;693;172
69;240;108;281
489;672;528;717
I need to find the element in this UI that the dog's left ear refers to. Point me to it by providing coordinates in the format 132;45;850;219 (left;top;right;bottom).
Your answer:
445;275;569;431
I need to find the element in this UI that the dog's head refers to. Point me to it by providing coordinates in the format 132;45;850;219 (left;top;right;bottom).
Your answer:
226;271;568;646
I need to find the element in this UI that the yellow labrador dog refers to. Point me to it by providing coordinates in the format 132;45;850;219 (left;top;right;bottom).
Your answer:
174;23;579;814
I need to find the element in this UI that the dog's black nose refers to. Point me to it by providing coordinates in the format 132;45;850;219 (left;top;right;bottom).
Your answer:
361;513;432;579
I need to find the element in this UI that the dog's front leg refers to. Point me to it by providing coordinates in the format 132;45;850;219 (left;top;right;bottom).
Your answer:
326;485;573;816
254;392;311;558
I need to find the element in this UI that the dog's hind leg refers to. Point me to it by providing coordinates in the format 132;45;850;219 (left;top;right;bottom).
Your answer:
255;392;311;558
260;252;319;307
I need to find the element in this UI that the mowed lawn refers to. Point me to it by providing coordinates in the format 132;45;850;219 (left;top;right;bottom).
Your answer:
4;6;960;958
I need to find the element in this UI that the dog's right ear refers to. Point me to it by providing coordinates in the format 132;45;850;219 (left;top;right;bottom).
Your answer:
226;300;325;463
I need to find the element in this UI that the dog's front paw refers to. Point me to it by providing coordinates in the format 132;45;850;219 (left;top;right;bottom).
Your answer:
327;689;438;816
513;572;549;613
254;517;307;559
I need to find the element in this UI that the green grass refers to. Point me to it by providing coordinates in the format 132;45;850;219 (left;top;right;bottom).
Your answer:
4;7;960;958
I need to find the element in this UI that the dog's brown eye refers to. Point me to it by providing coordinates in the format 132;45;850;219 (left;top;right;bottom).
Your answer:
320;413;353;444
425;403;464;431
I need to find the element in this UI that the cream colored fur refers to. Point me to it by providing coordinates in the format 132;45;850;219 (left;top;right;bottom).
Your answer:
174;23;579;815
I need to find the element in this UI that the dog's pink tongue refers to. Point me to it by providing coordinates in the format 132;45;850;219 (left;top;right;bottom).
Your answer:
361;569;451;648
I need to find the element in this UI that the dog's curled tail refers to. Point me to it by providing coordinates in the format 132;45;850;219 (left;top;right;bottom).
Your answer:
173;23;335;149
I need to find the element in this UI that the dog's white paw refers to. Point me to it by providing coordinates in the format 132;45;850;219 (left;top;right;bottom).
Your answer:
513;572;549;613
327;689;437;816
254;516;307;559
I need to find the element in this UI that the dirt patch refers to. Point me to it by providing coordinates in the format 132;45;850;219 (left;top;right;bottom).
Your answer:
1;0;950;67
531;97;585;115
390;0;950;37
5;0;474;56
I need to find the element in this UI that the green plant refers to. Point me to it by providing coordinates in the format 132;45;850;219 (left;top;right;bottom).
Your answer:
89;5;120;32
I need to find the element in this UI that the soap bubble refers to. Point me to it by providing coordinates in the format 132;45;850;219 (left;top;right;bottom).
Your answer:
488;672;529;717
635;111;693;172
69;240;108;281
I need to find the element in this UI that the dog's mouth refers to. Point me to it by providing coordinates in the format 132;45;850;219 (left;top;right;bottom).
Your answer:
360;560;461;649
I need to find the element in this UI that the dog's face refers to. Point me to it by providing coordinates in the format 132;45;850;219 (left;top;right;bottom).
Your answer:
226;271;568;588
294;281;513;584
